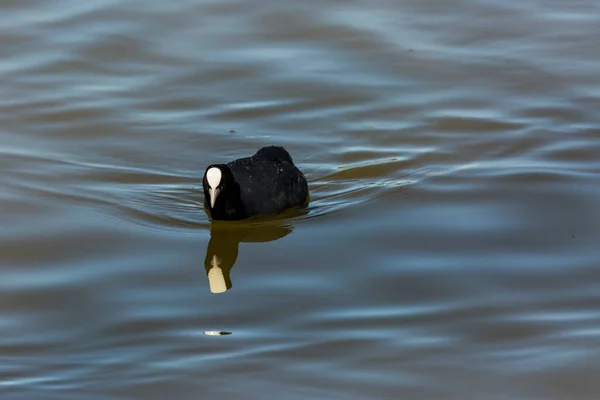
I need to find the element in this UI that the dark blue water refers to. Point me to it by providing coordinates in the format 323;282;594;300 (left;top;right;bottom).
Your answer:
2;1;600;399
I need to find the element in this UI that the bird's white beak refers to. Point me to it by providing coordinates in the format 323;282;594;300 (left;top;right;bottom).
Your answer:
209;187;219;208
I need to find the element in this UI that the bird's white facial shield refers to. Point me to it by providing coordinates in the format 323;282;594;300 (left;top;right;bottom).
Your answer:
206;167;222;208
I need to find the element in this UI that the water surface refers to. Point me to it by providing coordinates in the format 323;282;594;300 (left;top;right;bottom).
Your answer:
2;1;600;399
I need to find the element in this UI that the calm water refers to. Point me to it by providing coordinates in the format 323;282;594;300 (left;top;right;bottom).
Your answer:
2;0;600;399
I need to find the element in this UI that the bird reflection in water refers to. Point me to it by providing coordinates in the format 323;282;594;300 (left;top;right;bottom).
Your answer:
203;218;296;293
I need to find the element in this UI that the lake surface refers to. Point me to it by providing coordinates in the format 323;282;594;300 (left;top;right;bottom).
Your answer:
2;0;600;399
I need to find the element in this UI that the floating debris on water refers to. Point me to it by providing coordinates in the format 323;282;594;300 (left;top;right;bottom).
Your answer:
203;331;232;336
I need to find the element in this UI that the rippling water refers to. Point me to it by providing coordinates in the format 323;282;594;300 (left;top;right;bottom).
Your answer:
2;0;600;399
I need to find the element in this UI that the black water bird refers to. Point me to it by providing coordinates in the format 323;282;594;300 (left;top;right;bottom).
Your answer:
202;146;308;221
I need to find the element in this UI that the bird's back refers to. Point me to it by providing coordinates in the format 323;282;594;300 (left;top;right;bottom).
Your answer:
227;148;307;216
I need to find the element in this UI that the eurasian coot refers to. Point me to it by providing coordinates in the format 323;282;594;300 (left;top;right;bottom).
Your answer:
202;146;308;220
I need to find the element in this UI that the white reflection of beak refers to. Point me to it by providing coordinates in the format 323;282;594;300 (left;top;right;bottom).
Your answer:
208;255;227;294
209;187;219;208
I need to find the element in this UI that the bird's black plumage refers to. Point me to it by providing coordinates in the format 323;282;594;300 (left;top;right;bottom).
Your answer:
202;146;308;221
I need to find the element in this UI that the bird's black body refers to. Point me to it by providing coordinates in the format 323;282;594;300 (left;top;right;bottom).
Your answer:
203;146;308;221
